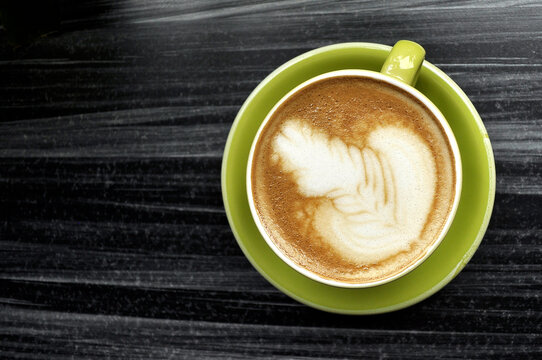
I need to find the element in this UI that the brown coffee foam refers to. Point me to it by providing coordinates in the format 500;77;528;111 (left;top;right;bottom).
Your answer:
251;76;456;284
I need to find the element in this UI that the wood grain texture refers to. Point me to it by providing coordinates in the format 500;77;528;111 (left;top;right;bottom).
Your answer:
0;0;541;359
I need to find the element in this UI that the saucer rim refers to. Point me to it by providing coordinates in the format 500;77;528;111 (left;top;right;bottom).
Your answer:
221;42;496;314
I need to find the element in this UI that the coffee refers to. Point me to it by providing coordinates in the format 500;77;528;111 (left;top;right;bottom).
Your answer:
250;76;456;284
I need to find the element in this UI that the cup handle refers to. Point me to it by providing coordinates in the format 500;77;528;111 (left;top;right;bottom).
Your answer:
380;40;426;86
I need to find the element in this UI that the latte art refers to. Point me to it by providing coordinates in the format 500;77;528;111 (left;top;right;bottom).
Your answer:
250;76;456;283
273;119;436;264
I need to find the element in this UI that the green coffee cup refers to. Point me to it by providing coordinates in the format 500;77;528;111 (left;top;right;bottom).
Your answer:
222;41;495;313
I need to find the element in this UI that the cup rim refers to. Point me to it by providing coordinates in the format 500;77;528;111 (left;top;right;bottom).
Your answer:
246;69;463;288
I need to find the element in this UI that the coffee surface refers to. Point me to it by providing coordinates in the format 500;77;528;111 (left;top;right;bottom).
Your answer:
251;76;456;284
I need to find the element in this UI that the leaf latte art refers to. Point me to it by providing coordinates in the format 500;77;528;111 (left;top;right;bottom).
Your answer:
250;77;456;283
273;119;436;264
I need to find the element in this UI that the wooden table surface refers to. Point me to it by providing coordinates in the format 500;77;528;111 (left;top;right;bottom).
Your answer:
1;1;541;359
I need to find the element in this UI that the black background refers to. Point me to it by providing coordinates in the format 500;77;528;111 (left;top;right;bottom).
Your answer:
1;1;541;359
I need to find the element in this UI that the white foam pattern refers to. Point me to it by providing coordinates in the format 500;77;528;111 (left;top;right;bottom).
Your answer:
273;119;437;264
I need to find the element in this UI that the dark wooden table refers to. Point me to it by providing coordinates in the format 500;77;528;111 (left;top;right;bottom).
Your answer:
1;1;541;359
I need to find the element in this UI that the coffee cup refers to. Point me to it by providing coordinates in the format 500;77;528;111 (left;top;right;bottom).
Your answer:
245;41;462;288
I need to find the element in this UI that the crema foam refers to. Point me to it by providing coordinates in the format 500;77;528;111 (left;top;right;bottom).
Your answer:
251;77;456;284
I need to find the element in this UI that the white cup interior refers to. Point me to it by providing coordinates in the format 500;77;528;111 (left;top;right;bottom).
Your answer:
246;69;462;288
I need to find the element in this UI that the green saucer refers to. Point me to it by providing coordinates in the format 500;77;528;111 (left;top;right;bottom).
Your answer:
221;42;496;314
